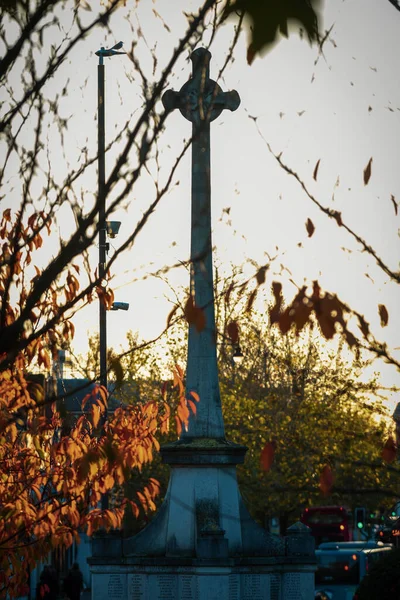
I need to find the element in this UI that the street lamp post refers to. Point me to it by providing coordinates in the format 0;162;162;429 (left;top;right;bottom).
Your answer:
95;43;125;391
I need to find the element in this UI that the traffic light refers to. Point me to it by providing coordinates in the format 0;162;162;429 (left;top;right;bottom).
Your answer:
355;507;365;530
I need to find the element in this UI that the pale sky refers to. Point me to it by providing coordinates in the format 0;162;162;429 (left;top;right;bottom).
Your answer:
4;0;400;410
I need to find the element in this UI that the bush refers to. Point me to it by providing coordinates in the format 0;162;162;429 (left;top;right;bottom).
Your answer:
354;548;400;600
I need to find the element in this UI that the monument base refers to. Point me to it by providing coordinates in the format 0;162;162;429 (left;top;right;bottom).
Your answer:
90;559;315;600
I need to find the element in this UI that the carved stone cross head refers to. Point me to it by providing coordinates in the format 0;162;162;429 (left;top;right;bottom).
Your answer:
162;47;240;128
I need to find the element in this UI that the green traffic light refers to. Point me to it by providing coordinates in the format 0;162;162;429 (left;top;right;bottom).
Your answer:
357;522;364;529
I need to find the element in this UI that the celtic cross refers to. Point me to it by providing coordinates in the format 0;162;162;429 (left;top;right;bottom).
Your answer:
162;48;240;439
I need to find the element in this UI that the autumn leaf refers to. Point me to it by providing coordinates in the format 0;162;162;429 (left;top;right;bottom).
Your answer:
313;159;320;181
382;437;397;463
187;399;197;415
319;465;334;496
363;157;373;185
305;218;315;238
227;320;239;344
189;390;200;402
184;296;206;332
260;441;276;472
378;304;389;327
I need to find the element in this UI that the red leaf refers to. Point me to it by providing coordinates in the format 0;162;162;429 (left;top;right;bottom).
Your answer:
306;218;315;238
184;297;206;332
319;465;333;496
260;441;276;472
227;320;239;344
363;157;372;185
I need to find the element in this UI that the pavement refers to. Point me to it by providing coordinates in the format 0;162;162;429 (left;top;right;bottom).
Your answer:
81;590;91;600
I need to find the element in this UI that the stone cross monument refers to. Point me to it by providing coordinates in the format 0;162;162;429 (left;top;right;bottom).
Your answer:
162;47;240;440
89;48;316;600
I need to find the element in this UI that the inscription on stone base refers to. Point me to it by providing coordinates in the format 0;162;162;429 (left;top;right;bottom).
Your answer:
283;572;314;600
92;574;127;600
91;568;316;600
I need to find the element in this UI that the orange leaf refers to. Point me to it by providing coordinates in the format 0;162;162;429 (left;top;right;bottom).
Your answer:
175;415;182;436
187;399;197;415
92;405;100;429
260;441;276;472
363;157;372;185
189;390;200;402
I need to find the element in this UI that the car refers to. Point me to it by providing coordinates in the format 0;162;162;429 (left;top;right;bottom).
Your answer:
315;540;393;600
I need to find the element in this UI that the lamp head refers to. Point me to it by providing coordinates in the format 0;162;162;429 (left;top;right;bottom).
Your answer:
232;345;244;365
106;221;121;238
111;302;129;311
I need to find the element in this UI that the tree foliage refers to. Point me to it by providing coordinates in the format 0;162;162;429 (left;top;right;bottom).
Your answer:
0;211;193;598
223;334;397;523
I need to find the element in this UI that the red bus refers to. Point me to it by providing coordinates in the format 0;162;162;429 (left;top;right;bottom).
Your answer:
300;506;353;546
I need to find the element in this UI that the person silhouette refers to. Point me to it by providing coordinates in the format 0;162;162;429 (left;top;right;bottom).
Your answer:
63;563;83;600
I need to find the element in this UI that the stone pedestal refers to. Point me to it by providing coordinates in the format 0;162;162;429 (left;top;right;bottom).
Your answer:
89;455;316;599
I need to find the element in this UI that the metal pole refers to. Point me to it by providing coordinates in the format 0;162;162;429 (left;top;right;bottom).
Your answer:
98;60;109;512
98;61;107;393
